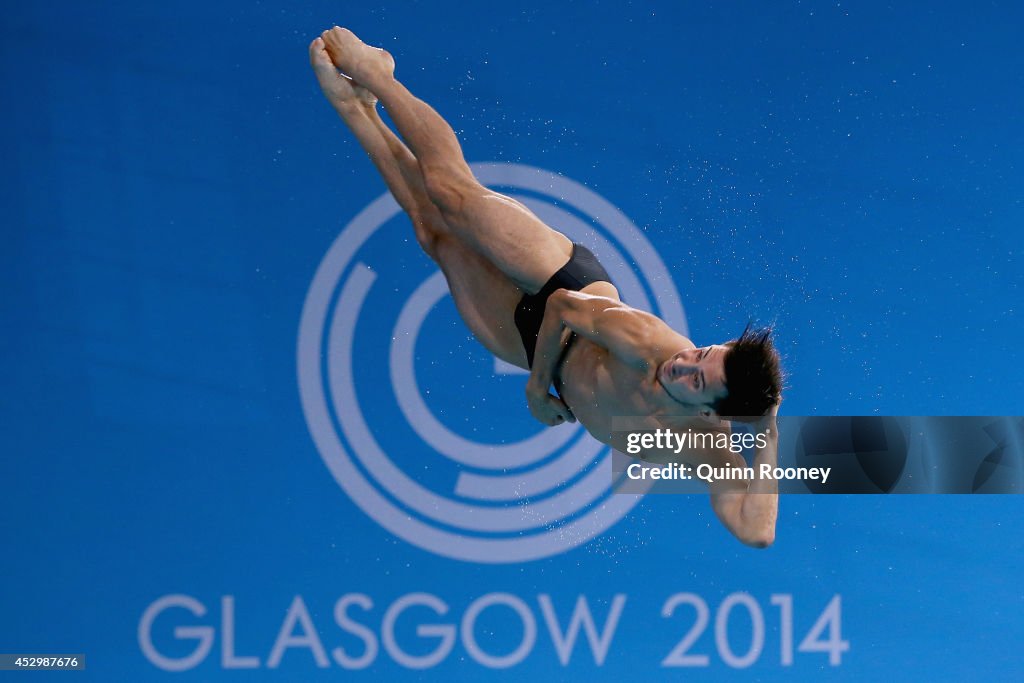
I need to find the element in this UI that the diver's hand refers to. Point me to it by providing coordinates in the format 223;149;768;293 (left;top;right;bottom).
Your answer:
525;382;576;426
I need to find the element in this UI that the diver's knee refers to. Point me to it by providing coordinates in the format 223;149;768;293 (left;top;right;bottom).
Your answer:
422;164;477;216
409;211;443;259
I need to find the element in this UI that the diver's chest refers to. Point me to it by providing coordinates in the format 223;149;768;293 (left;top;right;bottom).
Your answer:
580;366;659;417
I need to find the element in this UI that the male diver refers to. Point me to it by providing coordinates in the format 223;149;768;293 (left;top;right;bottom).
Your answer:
310;27;783;547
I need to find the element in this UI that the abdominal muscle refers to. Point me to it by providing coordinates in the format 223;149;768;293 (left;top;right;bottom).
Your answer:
556;339;707;458
555;338;663;446
556;339;611;441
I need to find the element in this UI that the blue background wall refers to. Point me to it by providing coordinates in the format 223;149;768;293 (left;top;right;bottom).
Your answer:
2;1;1022;679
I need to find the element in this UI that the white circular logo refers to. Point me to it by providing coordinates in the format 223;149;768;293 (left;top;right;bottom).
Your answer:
297;163;688;563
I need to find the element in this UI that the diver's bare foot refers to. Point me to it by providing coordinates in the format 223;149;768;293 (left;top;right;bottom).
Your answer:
320;27;395;93
309;36;377;112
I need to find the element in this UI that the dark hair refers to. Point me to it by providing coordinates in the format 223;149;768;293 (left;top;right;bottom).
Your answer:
713;324;782;418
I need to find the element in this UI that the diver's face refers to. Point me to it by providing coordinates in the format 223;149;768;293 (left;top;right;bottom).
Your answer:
658;345;729;410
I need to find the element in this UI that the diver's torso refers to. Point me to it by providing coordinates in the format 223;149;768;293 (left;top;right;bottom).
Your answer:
557;338;694;451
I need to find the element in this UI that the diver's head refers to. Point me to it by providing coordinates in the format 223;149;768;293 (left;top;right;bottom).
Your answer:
658;325;782;419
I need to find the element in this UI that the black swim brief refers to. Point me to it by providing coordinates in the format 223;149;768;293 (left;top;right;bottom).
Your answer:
514;242;613;369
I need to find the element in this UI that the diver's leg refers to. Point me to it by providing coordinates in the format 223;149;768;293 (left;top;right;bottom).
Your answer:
311;37;529;367
311;36;443;256
429;238;529;368
361;103;530;367
321;27;573;294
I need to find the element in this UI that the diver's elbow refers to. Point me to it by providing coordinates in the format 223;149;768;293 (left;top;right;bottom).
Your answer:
740;526;775;549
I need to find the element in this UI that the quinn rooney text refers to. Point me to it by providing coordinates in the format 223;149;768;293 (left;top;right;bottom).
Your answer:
626;462;833;485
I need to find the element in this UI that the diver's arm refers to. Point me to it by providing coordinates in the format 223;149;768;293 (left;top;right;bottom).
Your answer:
525;289;665;425
524;291;577;426
547;290;665;366
709;406;780;548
